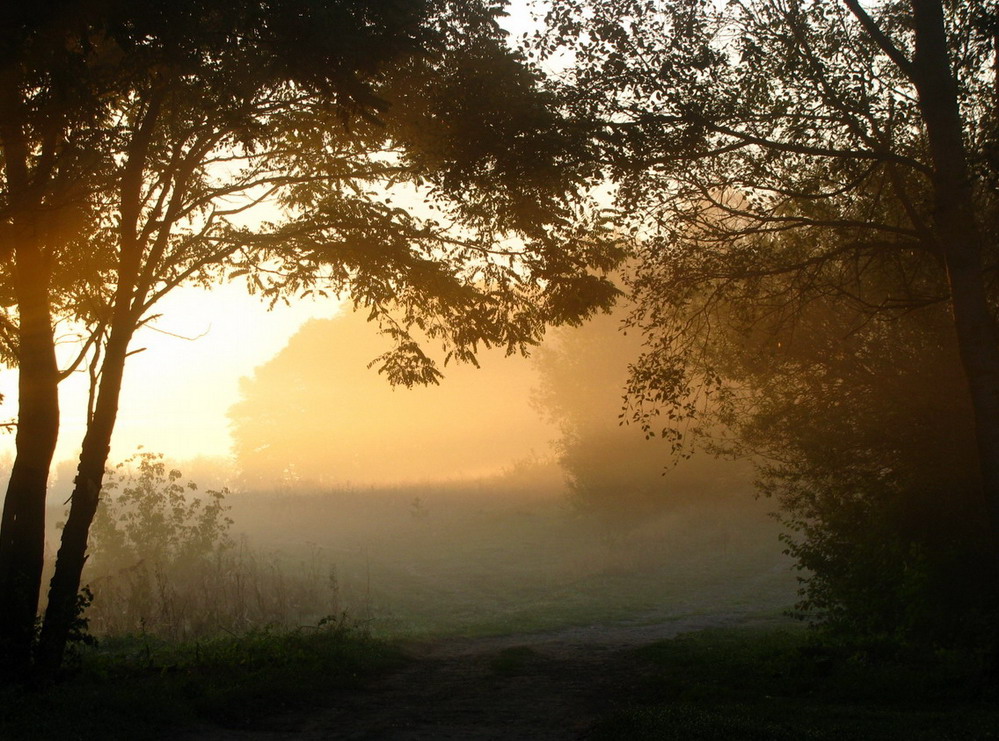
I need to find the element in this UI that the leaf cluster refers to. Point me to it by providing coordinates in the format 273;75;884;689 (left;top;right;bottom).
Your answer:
2;0;626;385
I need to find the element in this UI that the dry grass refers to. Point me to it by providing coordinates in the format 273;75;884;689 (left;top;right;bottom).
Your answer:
79;539;341;639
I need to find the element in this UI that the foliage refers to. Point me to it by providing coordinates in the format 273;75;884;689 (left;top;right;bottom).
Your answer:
65;586;97;651
532;0;999;643
534;306;751;527
72;451;235;637
742;299;994;644
3;0;624;383
0;0;625;671
71;452;345;639
532;0;997;444
87;451;234;571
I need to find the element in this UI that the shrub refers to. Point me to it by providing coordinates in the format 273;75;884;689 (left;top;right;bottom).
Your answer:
72;452;340;638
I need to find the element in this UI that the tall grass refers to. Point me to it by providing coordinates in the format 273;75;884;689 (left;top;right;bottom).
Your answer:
81;539;341;639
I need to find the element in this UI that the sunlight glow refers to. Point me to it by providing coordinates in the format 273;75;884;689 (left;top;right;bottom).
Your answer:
0;283;340;469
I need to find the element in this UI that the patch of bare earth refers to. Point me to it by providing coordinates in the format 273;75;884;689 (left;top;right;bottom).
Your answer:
180;612;779;740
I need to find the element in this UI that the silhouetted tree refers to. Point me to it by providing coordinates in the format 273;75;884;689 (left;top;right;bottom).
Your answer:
741;293;990;642
532;300;750;528
533;0;999;638
0;1;124;673
0;0;622;675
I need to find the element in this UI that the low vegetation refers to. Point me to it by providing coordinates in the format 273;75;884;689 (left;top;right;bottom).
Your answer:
0;620;402;741
54;451;789;643
51;453;341;640
15;455;995;738
594;626;999;741
34;445;997;741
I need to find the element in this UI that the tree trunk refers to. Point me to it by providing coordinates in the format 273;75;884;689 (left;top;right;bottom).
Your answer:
0;243;59;678
36;82;162;673
36;326;132;673
910;0;999;567
0;64;60;677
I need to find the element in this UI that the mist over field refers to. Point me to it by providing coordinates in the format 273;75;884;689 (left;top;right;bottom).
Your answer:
229;310;555;488
25;308;796;642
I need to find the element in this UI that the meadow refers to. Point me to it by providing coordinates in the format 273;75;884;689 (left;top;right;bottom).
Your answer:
52;459;794;641
6;471;996;739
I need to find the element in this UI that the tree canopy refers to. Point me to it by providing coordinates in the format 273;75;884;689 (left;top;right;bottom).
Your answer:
0;0;623;675
531;0;999;640
532;299;750;527
228;310;553;488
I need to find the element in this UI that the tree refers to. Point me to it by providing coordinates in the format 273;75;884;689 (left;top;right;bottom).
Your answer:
533;301;750;528
0;0;122;673
1;0;622;675
533;0;999;634
754;300;990;641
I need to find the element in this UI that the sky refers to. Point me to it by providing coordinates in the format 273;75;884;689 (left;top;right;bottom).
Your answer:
0;285;340;468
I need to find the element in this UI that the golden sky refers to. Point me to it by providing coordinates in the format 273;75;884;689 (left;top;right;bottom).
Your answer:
0;283;340;468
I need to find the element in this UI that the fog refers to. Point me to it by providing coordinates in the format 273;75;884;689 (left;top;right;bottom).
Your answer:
229;310;556;488
33;309;796;640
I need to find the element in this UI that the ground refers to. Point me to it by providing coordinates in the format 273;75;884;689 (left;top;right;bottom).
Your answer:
179;612;777;740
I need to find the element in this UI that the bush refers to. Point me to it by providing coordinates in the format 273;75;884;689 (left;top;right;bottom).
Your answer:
72;452;341;638
89;451;234;570
729;301;998;647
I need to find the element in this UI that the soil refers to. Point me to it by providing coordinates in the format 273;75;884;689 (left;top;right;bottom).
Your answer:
179;611;780;740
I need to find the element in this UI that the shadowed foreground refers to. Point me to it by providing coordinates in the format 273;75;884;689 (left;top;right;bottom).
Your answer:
179;613;764;740
176;612;999;741
4;611;996;739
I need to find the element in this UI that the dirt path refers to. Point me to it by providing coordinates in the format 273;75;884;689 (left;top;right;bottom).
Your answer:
180;612;776;740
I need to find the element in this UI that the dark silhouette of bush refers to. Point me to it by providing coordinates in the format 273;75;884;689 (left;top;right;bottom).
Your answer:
740;303;998;647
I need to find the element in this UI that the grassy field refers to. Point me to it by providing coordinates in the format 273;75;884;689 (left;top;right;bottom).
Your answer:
0;621;403;741
41;468;798;641
594;626;999;741
222;479;798;638
4;475;822;739
5;622;996;740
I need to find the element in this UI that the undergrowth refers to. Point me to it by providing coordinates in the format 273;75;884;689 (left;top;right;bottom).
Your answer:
593;626;999;740
0;618;403;741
